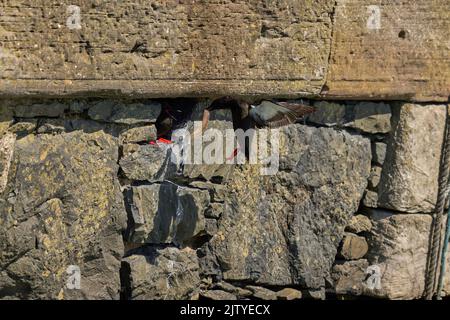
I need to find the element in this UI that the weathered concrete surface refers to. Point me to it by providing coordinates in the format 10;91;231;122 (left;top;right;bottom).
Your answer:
378;103;447;213
0;0;333;98
0;1;448;101
0;131;126;299
324;0;450;102
364;211;450;299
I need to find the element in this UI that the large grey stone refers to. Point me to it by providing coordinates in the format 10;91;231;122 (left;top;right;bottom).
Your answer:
119;127;234;183
0;131;126;300
347;102;391;134
14;101;67;118
309;101;347;126
181;113;235;183
119;144;172;181
364;211;450;299
119;125;157;144
121;246;200;300
126;184;210;246
378;103;447;213
309;101;391;134
88;100;161;125
206;124;371;290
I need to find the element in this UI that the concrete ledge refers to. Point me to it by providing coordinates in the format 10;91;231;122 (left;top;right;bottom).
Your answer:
0;0;448;101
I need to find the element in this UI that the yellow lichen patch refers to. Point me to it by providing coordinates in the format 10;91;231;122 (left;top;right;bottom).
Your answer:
39;199;70;282
228;163;262;212
39;147;49;161
221;163;262;273
57;288;64;300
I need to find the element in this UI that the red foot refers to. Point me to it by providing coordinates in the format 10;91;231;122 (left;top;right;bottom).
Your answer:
226;148;239;161
158;138;173;144
149;138;173;145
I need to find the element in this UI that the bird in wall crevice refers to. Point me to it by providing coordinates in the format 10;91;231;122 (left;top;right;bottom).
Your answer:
152;96;316;161
201;96;316;132
201;96;316;159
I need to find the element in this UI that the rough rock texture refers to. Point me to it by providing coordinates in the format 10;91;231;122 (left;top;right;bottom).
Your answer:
212;281;252;298
349;103;391;134
120;145;172;182
338;233;369;260
87;100;161;124
345;215;372;234
0;0;334;97
119;125;157;144
0;131;126;299
378;103;447;213
331;259;369;296
325;0;450;101
182;111;235;183
206;124;371;290
363;190;379;209
1;1;447;101
121;246;200;300
310;101;391;134
200;290;237;300
246;286;277;300
13;101;67;118
365;212;450;299
2;96;447;300
276;288;302;300
126;184;210;246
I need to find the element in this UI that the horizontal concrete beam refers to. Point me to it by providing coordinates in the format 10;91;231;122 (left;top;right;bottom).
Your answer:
0;0;448;101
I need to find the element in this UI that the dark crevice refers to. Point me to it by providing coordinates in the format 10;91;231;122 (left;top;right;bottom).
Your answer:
119;261;132;300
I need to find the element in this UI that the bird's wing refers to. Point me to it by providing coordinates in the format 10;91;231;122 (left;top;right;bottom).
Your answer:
251;100;316;128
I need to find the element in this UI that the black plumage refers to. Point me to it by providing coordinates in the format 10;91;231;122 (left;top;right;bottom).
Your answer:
156;98;197;139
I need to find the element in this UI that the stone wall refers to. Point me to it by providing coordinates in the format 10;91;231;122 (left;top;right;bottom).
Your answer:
0;0;449;301
1;98;449;300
